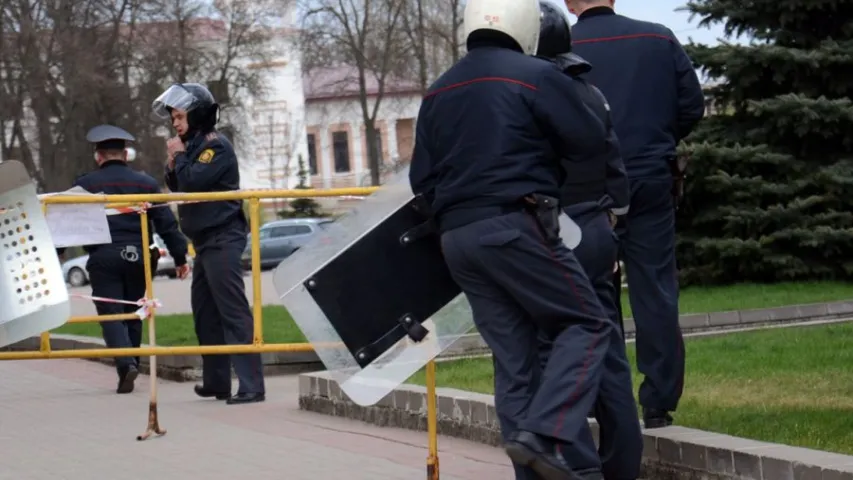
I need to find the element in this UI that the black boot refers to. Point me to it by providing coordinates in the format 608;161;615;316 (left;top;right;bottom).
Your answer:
643;408;673;429
226;392;265;405
505;430;589;480
116;365;138;394
194;385;231;400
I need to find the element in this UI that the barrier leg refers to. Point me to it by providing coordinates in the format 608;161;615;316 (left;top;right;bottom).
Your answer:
136;211;166;441
38;203;52;354
39;332;51;353
249;198;263;344
426;360;439;479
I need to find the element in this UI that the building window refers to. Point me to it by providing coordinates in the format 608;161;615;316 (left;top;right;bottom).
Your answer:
332;131;350;173
306;133;318;175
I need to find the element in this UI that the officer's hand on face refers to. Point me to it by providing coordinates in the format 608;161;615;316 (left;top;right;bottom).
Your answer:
166;137;185;167
176;263;191;280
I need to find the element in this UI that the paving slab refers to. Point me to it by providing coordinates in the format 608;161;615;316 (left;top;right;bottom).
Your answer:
0;359;512;479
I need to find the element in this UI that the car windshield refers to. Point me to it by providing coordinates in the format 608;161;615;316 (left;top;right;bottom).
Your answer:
258;228;272;239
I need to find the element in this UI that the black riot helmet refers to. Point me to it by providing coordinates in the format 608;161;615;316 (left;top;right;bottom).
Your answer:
151;83;219;137
537;1;572;59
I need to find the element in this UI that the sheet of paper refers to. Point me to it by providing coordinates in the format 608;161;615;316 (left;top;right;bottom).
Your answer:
44;187;112;248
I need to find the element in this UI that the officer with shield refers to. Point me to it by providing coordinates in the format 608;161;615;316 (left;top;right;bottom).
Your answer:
534;3;642;479
59;125;190;394
565;0;706;428
154;83;265;405
409;0;614;478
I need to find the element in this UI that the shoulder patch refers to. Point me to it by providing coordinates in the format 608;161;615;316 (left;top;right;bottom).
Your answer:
198;149;215;164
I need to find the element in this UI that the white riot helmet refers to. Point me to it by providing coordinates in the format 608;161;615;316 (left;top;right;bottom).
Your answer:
463;0;542;55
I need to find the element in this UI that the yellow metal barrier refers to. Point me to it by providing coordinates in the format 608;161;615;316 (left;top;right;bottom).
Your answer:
6;186;442;477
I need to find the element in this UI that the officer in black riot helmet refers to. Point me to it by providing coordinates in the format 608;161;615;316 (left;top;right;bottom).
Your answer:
153;83;265;405
59;124;189;395
534;3;643;479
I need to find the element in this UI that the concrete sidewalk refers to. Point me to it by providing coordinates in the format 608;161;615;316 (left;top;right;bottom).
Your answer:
0;360;512;479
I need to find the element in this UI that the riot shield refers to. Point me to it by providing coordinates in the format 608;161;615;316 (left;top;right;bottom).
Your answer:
274;168;587;406
0;161;70;348
274;168;472;406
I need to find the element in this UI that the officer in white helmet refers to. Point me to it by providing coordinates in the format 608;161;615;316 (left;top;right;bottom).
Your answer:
409;0;614;478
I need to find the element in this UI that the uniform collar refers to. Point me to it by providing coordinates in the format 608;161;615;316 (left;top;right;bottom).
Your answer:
578;6;615;20
100;160;127;169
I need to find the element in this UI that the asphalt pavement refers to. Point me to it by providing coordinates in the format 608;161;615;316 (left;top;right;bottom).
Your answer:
69;270;280;317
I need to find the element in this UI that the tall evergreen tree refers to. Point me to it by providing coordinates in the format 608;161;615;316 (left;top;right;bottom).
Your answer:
676;0;853;284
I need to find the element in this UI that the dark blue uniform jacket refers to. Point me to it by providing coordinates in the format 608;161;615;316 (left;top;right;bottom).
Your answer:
552;53;629;215
164;130;246;244
66;161;188;265
571;7;706;179
409;38;609;232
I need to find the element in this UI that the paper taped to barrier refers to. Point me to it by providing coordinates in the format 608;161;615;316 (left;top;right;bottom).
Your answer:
45;187;112;248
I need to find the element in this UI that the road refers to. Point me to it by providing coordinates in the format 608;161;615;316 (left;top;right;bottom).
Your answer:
69;270;280;317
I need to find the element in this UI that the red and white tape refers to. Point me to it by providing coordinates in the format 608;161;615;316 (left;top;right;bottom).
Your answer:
71;294;163;320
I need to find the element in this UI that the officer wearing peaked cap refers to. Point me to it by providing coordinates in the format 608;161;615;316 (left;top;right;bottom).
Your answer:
60;124;190;395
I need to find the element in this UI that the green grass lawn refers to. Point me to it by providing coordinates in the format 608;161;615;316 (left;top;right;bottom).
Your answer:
409;322;853;455
629;281;853;317
53;306;306;345
52;281;851;346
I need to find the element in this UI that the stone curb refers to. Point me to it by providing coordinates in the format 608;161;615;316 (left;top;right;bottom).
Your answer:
297;371;853;480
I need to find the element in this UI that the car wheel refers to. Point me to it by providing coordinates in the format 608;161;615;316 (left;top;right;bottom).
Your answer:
67;267;87;287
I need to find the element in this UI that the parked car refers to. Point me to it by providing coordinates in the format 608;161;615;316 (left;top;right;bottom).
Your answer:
60;234;193;286
241;218;334;271
61;254;91;287
152;234;195;279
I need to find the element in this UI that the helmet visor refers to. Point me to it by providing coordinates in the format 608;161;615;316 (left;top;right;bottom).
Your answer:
151;85;198;121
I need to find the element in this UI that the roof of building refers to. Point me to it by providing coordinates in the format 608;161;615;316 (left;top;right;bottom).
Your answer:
302;66;422;101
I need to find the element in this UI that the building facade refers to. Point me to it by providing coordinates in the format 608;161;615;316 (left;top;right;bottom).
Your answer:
244;63;422;194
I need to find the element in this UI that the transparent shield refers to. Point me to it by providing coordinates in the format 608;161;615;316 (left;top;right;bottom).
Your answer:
273;168;476;406
151;85;197;120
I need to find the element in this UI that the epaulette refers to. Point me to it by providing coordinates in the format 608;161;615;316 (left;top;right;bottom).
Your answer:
204;132;219;142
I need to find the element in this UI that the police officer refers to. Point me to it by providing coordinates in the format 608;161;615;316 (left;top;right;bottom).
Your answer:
410;0;613;478
565;0;706;428
153;83;265;405
534;3;642;479
60;125;190;394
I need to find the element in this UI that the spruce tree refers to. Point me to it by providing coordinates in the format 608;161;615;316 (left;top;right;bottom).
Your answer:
676;0;853;284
